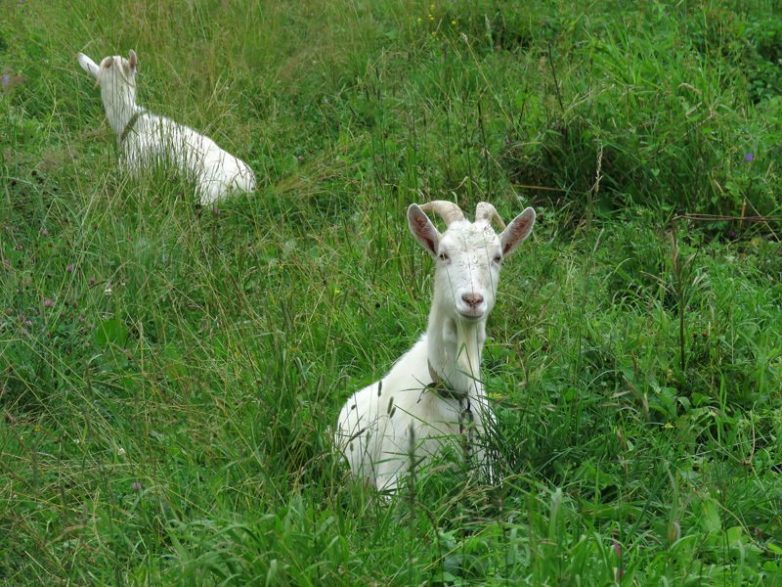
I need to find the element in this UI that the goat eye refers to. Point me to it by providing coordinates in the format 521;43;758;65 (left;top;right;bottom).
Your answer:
438;252;449;262
493;254;502;264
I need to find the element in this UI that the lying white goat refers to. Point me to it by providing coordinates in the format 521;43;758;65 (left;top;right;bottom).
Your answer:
336;200;535;492
77;50;256;206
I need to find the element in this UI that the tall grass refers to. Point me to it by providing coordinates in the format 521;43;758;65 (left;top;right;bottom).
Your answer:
2;0;781;584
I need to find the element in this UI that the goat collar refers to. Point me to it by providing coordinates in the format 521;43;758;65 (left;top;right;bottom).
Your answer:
120;109;145;143
427;360;469;400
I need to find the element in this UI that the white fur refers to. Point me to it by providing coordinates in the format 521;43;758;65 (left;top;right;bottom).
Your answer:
336;202;536;492
77;50;255;205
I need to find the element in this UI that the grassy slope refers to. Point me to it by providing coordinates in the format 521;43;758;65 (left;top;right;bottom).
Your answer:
1;0;781;584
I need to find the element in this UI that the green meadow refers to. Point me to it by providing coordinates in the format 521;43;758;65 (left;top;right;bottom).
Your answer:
2;0;781;584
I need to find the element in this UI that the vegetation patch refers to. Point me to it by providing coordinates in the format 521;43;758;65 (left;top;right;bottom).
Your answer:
1;0;781;584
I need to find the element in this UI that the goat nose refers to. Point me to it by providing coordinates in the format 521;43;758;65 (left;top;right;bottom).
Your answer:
461;293;484;307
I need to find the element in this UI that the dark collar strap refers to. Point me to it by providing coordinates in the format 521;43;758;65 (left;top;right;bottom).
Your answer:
427;360;469;400
120;110;145;143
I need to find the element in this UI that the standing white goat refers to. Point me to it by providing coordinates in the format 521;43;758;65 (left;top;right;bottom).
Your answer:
77;50;256;206
336;200;535;492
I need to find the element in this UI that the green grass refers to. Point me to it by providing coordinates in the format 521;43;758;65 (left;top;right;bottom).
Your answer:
2;0;782;584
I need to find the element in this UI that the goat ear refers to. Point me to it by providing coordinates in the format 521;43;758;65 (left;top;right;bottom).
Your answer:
499;207;535;257
128;50;138;71
408;204;440;257
77;53;100;79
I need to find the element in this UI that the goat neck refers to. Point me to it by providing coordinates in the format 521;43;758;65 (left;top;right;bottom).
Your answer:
101;80;142;137
101;87;142;136
426;301;486;399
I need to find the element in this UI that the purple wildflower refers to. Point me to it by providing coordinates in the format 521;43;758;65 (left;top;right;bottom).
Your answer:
43;298;54;308
66;263;74;273
1;74;10;88
744;152;755;162
131;481;143;492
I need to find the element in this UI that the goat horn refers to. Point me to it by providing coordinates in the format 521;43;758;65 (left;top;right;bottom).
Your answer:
475;202;506;230
419;200;465;226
